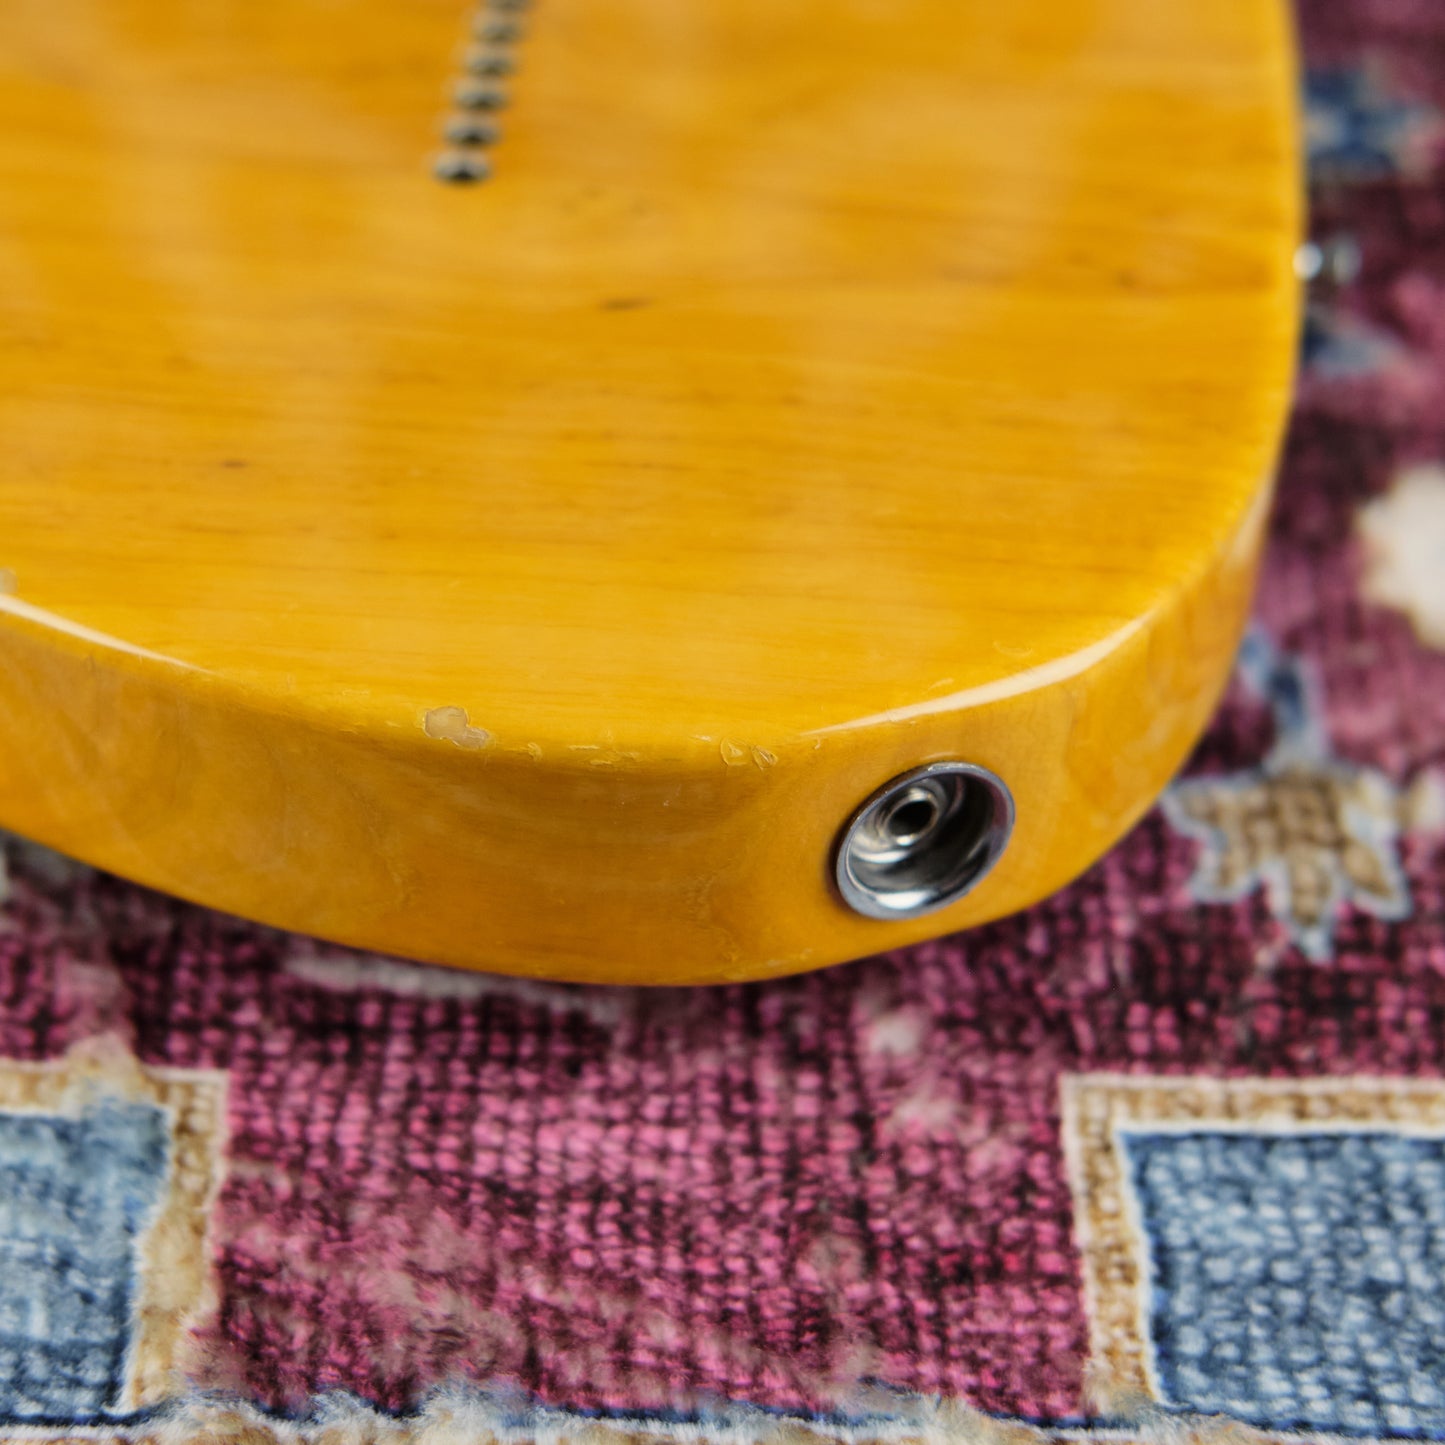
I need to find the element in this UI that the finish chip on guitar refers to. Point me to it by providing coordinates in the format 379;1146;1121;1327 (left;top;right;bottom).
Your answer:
0;0;1299;982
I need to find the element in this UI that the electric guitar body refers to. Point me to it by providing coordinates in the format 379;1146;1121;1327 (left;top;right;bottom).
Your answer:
0;0;1299;983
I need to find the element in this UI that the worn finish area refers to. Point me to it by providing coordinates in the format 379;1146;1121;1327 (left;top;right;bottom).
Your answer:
0;0;1299;981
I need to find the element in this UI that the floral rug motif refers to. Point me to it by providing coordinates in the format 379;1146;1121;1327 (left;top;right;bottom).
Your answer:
3;1;1445;1442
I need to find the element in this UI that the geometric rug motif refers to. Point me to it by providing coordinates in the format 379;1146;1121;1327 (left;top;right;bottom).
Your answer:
0;1049;225;1427
1162;631;1413;962
1062;1074;1445;1438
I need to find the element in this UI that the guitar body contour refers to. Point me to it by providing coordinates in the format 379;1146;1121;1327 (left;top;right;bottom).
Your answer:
0;0;1299;983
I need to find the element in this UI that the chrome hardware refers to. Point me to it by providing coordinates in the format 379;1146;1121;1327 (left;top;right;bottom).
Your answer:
834;762;1014;919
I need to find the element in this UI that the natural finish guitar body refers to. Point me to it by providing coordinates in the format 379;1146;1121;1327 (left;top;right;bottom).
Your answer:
0;0;1298;983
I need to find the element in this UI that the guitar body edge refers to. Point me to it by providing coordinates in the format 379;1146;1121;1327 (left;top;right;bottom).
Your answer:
0;476;1273;985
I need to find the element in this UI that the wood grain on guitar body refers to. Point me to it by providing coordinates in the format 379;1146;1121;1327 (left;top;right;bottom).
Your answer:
0;0;1299;982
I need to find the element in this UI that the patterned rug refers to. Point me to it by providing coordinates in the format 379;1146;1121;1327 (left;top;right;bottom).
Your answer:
5;3;1445;1443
